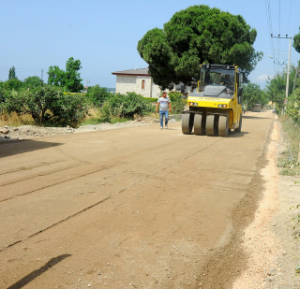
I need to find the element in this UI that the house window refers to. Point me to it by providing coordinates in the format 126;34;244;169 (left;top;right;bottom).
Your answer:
141;80;145;89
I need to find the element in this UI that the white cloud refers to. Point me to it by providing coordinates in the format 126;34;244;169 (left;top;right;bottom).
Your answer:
256;74;273;82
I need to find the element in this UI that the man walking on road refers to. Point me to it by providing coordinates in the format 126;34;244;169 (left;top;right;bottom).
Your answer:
156;92;172;129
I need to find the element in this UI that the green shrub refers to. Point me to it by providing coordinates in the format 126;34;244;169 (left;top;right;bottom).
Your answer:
143;97;158;103
2;85;90;126
87;85;113;106
99;102;112;123
98;92;154;122
168;91;185;114
286;88;300;124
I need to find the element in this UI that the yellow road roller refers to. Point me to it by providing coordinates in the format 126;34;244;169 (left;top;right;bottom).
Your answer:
182;64;243;137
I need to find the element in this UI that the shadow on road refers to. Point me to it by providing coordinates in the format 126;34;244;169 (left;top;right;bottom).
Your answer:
0;139;62;158
7;254;71;289
243;115;270;120
229;131;249;138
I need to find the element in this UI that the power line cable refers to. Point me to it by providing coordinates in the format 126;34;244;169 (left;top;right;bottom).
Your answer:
287;0;292;34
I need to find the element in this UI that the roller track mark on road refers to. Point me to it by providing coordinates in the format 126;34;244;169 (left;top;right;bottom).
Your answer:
54;146;90;165
0;176;137;252
0;159;66;176
183;138;223;160
191;168;255;177
0;162;82;188
0;163;116;204
124;169;249;192
0;196;111;252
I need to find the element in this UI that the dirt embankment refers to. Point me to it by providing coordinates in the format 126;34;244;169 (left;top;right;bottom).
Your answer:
232;118;300;289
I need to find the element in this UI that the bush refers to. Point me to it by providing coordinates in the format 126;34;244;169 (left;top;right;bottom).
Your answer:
99;92;154;121
143;97;158;103
287;88;300;124
87;85;113;106
168;91;185;114
3;78;25;91
2;85;90;126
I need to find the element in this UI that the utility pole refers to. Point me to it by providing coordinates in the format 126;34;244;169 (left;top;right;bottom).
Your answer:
85;79;90;88
41;69;43;86
271;35;292;102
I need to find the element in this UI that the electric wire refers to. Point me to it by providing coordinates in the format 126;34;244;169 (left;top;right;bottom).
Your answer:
287;0;292;35
265;0;277;73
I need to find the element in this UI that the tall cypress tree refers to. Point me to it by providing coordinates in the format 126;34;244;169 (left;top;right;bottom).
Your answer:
11;66;16;79
8;66;16;80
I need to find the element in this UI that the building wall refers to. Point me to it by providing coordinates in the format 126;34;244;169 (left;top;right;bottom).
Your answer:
151;81;161;99
115;75;161;98
116;75;137;95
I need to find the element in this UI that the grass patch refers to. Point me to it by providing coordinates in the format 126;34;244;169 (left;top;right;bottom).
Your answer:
81;108;131;125
277;150;300;176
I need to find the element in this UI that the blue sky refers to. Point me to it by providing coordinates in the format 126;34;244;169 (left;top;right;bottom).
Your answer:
0;0;299;88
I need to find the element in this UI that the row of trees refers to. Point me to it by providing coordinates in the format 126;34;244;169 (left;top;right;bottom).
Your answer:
1;57;83;93
242;63;300;117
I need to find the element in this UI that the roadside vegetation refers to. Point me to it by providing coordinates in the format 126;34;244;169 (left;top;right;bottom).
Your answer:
266;27;300;176
0;58;161;128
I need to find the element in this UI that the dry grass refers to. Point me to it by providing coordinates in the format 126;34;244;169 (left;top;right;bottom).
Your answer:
0;112;34;127
277;116;300;176
149;112;160;119
281;117;300;160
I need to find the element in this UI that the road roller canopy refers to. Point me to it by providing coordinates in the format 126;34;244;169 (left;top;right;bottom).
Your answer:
199;64;237;93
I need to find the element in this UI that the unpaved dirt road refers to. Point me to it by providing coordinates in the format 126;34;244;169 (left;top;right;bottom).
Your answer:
0;111;273;289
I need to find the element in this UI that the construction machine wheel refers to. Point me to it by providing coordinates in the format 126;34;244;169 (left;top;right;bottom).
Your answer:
218;115;229;137
235;113;242;133
194;114;205;135
182;113;194;134
206;115;216;136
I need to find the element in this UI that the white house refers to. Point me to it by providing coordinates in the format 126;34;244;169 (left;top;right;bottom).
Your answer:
112;68;161;98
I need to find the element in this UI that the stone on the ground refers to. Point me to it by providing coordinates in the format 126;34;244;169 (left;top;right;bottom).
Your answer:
0;128;9;134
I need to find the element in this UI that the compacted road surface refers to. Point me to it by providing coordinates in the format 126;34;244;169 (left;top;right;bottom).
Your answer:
0;111;273;289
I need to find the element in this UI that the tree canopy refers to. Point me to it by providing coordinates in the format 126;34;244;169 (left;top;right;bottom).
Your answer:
242;83;268;110
137;5;263;89
47;57;83;92
24;76;43;88
87;85;111;106
293;27;300;53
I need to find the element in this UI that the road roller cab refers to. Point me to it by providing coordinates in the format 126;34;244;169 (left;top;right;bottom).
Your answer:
182;64;243;137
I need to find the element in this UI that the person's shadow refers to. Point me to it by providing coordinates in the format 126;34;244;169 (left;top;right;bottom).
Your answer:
7;254;71;289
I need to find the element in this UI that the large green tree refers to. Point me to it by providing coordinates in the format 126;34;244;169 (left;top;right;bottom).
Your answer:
47;57;83;92
137;5;263;89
